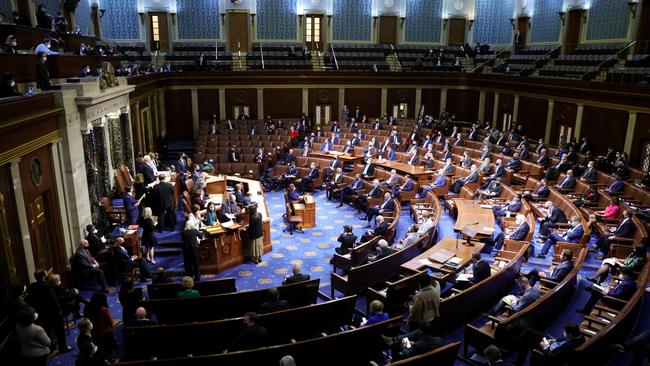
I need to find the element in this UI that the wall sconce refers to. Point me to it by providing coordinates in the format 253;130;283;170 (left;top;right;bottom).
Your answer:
299;14;304;25
579;9;587;22
469;19;475;30
138;12;145;24
443;18;449;29
558;11;566;25
509;18;516;30
170;12;176;25
99;8;106;18
373;16;378;27
220;12;226;25
628;1;638;18
400;16;406;28
327;15;332;26
251;13;256;25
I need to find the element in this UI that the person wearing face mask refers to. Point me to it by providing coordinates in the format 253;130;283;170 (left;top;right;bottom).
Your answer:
79;64;92;77
15;306;51;366
35;4;52;29
34;38;59;55
2;35;17;53
35;52;51;91
0;72;21;98
76;338;109;366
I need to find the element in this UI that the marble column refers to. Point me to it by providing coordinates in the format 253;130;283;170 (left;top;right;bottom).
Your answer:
544;100;554;144
219;88;227;120
191;88;199;139
10;159;36;281
257;89;264;119
574;104;584;140
50;139;75;259
624;112;637;156
513;95;520;122
120;107;135;172
302;88;309;116
439;88;447;113
380;88;388;117
414;88;422;119
492;93;500;124
478;90;486;121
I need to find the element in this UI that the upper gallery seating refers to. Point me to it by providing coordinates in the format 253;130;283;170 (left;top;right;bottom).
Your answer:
165;42;232;71
247;43;312;70
328;43;390;71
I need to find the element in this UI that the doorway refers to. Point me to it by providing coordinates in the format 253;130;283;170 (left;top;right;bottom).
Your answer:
558;124;573;146
305;15;323;51
228;12;249;52
148;12;170;52
233;105;251;120
315;104;332;125
392;103;408;119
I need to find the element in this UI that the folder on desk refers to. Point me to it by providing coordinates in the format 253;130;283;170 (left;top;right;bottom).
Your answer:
428;249;455;263
293;203;306;210
480;204;493;209
443;257;463;268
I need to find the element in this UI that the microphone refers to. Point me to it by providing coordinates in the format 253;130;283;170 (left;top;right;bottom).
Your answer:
456;222;480;249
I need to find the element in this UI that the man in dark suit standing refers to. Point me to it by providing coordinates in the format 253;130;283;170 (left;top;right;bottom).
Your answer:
151;174;176;232
283;263;310;285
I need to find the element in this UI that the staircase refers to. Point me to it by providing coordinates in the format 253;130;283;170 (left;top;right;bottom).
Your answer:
231;52;248;71
386;54;402;71
312;52;325;71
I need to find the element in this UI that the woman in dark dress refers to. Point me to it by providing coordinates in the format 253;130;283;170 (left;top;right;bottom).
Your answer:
84;292;116;361
138;207;158;264
133;173;148;217
181;220;202;280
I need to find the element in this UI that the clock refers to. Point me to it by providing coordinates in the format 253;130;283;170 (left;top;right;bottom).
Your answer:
454;1;464;11
384;0;395;8
230;0;243;6
310;0;320;6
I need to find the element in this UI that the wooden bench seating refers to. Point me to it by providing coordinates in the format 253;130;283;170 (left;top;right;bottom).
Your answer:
137;278;320;324
463;247;587;358
330;236;381;272
123;295;358;360
146;277;236;299
389;341;461;366
117;316;402;366
330;236;427;299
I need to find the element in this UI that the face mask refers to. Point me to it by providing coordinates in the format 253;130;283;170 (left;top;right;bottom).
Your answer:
34;312;39;320
12;41;17;47
93;229;98;234
42;57;47;63
10;81;15;87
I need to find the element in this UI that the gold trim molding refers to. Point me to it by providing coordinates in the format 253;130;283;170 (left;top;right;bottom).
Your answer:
0;130;61;166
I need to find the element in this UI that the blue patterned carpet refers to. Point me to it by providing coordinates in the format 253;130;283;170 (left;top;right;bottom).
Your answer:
48;190;649;365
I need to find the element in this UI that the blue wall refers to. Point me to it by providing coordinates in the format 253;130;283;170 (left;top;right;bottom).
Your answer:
177;0;220;40
332;0;371;41
473;0;515;45
530;0;562;43
404;0;443;43
100;0;140;40
256;0;298;40
75;0;92;35
0;0;13;19
586;0;629;40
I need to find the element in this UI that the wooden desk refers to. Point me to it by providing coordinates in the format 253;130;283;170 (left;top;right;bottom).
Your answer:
293;194;316;228
123;226;141;257
401;238;485;283
453;200;496;237
310;151;365;167
371;158;434;181
199;223;245;274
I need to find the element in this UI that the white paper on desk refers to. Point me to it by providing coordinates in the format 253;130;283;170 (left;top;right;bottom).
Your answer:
225;213;237;219
418;259;432;266
480;204;493;209
221;221;236;229
502;295;518;307
483;227;494;232
457;273;472;282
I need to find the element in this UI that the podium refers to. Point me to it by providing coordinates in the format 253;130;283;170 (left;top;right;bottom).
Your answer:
293;194;316;228
199;222;244;274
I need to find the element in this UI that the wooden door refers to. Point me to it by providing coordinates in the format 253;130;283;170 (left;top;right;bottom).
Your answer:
636;0;650;54
379;15;397;44
16;0;32;26
149;12;170;52
228;12;249;52
448;18;466;45
305;14;323;51
565;10;583;54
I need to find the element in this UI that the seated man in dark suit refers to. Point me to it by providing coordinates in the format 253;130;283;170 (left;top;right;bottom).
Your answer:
492;195;523;217
359;158;375;178
368;239;395;262
280;162;300;189
476;178;503;199
505;153;522;171
594;210;635;258
490;277;540;315
537;201;566;241
580;160;597;181
353;179;382;213
605;174;625;194
416;169;447;199
404;150;419;165
393;175;415;198
523;178;550;201
449;165;480;194
258;287;289;314
283;262;311;285
326;168;344;200
228;147;241;162
525;250;573;286
125;307;158;327
578;267;637;314
491;213;530;251
363;192;395;226
555;170;576;191
85;224;107;257
298;162;320;192
383;321;443;361
537;215;584;258
322;156;342;182
456;252;490;289
113;237;152;282
514;323;585;366
286;183;303;202
227;312;268;352
72;240;109;291
337;174;365;207
360;215;389;243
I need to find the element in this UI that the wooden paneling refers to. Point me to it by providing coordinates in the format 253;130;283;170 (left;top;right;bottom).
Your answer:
565;10;583;53
631;113;650;167
345;88;382;118
421;88;441;118
225;88;258;119
550;101;577;144
484;92;495;123
263;88;302;118
228;12;249;52
497;93;515;128
387;88;416;118
18;145;66;276
307;88;339;121
379;16;397;44
516;17;529;51
448;18;466;45
197;89;220;120
582;107;628;155
518;97;548;139
446;89;479;122
164;89;193;140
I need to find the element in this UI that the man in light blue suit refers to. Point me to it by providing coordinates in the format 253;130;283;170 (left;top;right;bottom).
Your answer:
493;195;523;217
416;169;446;199
490;277;540;315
